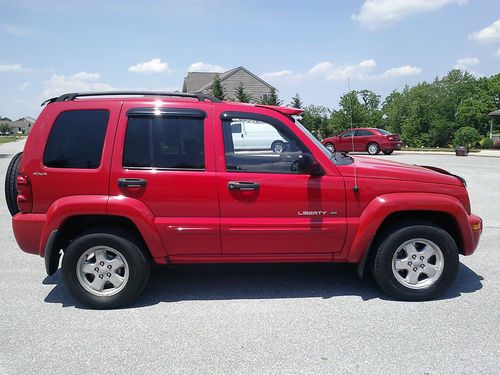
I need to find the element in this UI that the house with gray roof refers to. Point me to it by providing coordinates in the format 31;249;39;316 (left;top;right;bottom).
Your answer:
182;66;275;102
0;117;35;135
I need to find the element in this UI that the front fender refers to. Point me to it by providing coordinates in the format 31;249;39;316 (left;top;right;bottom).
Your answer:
342;192;471;263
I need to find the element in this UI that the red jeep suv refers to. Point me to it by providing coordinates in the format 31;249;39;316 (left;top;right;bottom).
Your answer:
6;92;482;309
322;128;402;155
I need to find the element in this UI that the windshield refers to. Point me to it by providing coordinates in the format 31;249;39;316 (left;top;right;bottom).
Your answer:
292;117;353;165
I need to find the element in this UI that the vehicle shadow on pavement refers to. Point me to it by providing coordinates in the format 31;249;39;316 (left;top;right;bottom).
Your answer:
42;262;483;309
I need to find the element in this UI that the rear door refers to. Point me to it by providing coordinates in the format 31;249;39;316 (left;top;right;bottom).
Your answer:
109;101;221;255
354;129;374;151
214;109;347;255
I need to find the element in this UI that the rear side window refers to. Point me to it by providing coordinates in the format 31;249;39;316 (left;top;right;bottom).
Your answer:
43;110;109;168
123;117;205;170
355;130;374;136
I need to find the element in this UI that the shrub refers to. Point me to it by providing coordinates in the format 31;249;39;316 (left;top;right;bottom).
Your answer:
453;126;481;148
481;137;494;149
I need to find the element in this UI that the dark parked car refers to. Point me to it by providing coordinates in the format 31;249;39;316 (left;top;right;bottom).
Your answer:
322;128;402;155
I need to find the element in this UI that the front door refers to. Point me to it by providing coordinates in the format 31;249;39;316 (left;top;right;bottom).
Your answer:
214;110;346;255
109;102;220;256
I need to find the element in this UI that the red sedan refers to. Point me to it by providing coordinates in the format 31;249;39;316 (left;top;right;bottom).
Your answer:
322;128;402;155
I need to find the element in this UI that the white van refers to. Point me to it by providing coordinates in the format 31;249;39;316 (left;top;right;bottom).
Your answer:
230;120;288;153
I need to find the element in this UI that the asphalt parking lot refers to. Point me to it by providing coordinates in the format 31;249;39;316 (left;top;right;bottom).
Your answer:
0;139;498;375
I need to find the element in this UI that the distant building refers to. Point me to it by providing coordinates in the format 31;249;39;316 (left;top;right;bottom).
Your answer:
182;66;275;102
0;117;35;134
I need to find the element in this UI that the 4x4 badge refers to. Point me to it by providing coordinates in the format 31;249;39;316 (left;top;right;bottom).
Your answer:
32;172;47;176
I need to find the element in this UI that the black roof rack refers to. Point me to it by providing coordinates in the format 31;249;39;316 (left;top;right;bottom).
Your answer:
41;91;222;106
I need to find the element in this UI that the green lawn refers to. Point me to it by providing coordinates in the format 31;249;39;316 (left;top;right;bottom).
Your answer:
0;136;25;144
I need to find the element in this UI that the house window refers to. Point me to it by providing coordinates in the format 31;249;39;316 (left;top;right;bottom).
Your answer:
261;93;270;101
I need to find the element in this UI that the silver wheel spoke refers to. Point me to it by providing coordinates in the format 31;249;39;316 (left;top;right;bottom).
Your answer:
394;259;410;271
91;276;106;291
423;264;438;278
81;263;96;275
404;243;418;257
406;271;419;285
108;258;125;270
419;245;435;260
94;249;107;264
109;273;124;288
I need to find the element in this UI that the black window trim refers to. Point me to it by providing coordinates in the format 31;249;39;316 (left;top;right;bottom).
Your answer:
220;111;313;175
126;107;206;119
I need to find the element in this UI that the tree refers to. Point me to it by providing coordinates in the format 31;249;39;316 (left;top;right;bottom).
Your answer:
260;87;282;106
301;105;331;138
289;93;303;109
456;93;495;135
453;126;481;148
0;123;10;134
234;82;252;103
210;75;226;100
358;89;382;127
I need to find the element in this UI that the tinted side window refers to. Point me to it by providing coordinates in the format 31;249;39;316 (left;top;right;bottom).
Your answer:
43;110;109;168
123;117;205;170
341;130;354;138
355;130;373;136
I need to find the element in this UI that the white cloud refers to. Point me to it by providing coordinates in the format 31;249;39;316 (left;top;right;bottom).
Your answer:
454;57;480;69
382;65;422;77
0;63;30;73
260;60;420;83
352;0;467;29
128;58;171;73
260;70;295;80
496;48;500;57
42;72;114;98
187;62;226;72
307;62;334;76
468;19;500;43
308;59;378;81
18;82;31;91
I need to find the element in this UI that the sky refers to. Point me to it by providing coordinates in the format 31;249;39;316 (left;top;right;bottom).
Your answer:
1;0;499;120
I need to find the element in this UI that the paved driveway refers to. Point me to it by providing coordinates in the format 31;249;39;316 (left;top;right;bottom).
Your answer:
0;140;498;374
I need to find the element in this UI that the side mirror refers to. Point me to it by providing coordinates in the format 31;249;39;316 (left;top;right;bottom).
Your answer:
298;154;324;176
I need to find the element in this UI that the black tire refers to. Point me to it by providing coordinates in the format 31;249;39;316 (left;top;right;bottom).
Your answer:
5;152;22;216
372;225;459;301
271;141;285;153
367;142;380;155
383;150;393;155
62;232;150;309
324;143;335;153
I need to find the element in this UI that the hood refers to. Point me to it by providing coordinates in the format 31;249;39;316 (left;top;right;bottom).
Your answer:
337;156;463;186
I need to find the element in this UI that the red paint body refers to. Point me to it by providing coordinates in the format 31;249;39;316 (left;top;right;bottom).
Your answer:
12;98;481;267
322;128;402;153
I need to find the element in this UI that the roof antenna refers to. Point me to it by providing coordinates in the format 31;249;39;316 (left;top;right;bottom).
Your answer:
348;77;359;192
